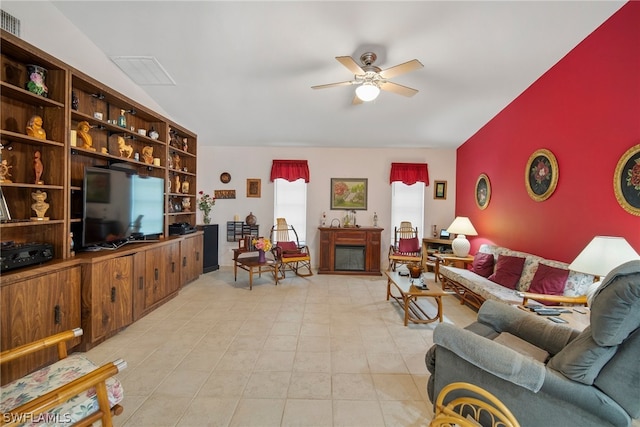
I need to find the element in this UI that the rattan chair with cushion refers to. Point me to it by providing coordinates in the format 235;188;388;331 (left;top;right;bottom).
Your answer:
270;218;312;278
388;221;422;271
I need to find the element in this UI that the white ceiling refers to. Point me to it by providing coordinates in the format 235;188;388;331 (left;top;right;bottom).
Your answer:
49;1;624;149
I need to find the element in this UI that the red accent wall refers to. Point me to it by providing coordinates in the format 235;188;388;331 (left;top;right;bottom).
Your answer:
456;1;640;263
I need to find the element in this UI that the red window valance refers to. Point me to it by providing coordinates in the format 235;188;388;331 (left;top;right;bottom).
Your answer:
389;162;429;185
270;160;310;183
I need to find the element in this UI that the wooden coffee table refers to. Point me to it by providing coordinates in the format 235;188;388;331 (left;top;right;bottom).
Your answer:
385;271;448;326
234;253;279;290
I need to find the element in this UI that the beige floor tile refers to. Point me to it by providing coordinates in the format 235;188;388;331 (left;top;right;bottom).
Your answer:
198;370;251;397
243;371;292;398
215;349;260;371
379;400;433;427
331;351;369;374
332;400;385;427
254;350;296;371
331;373;377;400
229;398;286;426
154;368;209;397
293;351;331;373
371;373;423;401
177;396;239;426
288;372;332;399
366;352;409;374
282;399;333;426
264;334;299;351
297;335;331;352
122;395;191;426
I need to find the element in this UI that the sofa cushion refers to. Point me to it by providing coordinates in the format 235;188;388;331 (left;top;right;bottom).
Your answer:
528;263;570;298
440;265;523;305
488;255;526;289
398;237;420;253
0;354;124;425
472;253;494;277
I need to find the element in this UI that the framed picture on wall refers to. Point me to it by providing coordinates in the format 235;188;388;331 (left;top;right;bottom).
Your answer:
330;178;368;210
613;143;640;216
246;178;261;198
525;148;558;202
475;173;491;210
434;181;447;200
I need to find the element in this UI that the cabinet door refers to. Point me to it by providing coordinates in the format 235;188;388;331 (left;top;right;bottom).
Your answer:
181;234;203;284
165;241;181;295
145;246;167;309
92;257;133;340
0;268;81;385
367;230;382;272
318;230;332;272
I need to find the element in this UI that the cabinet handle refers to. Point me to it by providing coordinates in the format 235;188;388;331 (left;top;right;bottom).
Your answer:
196;251;200;261
111;286;116;302
183;256;187;267
54;305;61;324
172;262;175;273
155;268;159;280
139;277;144;290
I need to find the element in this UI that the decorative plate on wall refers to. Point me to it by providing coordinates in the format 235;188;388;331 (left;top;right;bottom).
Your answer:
475;173;491;210
525;149;558;202
220;172;231;184
613;143;640;216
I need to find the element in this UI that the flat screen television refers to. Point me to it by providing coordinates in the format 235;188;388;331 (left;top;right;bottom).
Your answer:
82;166;164;248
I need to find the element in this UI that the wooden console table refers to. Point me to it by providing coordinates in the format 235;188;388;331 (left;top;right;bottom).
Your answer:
318;227;383;275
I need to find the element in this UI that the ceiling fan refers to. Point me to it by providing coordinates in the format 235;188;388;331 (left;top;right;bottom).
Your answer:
312;52;423;104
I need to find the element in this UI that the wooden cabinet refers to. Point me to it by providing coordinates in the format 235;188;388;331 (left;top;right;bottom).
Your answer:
181;232;203;284
1;265;81;384
317;227;383;276
80;255;133;349
144;240;181;313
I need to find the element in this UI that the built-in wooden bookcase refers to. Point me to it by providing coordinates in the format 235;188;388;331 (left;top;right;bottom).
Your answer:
0;29;199;258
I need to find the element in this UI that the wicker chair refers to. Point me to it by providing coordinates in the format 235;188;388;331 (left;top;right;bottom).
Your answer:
388;221;422;271
270;218;312;278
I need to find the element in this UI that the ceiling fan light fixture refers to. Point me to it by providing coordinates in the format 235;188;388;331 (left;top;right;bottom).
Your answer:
355;82;380;102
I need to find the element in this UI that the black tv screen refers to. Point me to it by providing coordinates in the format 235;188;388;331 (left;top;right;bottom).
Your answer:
82;166;164;247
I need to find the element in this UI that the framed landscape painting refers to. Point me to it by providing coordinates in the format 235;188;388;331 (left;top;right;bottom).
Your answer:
330;178;368;210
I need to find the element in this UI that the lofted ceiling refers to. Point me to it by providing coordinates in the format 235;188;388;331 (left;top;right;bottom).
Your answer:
48;1;624;149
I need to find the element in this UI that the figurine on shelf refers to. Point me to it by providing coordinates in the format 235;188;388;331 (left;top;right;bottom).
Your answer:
33;150;44;184
0;159;12;183
174;175;181;194
77;121;95;151
172;152;181;170
31;190;50;221
26;115;47;140
141;146;154;164
148;126;159;140
181;197;191;212
117;136;133;158
182;138;188;152
181;180;190;194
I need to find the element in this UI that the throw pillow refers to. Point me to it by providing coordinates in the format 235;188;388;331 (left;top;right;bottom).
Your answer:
472;253;494;278
488;255;525;289
528;263;569;297
398;237;420;253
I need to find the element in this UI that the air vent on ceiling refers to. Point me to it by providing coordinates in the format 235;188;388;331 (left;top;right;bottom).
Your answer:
110;56;176;86
1;10;21;37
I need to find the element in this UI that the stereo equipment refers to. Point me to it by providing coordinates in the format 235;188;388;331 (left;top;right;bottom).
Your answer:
169;222;197;236
1;242;54;272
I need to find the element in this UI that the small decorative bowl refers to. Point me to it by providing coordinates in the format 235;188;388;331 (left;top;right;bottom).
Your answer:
408;263;423;278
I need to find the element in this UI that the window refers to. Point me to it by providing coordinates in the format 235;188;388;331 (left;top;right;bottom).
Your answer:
390;181;425;239
273;178;307;244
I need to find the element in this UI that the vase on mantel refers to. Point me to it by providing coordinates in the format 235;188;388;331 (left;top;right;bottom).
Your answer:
258;249;266;263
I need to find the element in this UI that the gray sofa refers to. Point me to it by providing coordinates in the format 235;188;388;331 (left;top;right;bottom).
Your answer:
426;260;640;427
438;244;595;308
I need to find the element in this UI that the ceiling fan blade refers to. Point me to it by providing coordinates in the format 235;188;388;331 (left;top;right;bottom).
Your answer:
311;81;355;90
379;81;419;97
352;94;364;105
336;56;365;75
379;59;424;79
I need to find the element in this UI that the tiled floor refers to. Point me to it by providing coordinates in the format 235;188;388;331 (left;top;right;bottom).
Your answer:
84;268;478;426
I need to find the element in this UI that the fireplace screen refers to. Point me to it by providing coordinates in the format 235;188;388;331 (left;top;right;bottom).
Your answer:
334;245;365;271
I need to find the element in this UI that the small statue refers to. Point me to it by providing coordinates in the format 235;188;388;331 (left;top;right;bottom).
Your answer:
77;121;95;151
174;175;181;194
33;150;44;184
182;138;188;152
26;115;47;140
142;146;154;164
172;152;181;170
181;196;191;212
0;159;13;183
181;180;189;194
117;136;133;158
31;190;50;221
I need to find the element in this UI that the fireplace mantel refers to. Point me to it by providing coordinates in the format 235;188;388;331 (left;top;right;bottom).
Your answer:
318;227;383;275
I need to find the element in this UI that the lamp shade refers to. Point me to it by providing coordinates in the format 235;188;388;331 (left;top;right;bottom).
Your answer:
446;217;478;236
355;83;380;102
568;236;640;277
446;217;477;257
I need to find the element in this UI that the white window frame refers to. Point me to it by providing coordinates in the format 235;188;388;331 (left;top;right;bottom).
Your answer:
273;178;307;244
390;181;425;240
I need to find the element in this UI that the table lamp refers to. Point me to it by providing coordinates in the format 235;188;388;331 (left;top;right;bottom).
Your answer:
446;216;478;257
568;236;640;306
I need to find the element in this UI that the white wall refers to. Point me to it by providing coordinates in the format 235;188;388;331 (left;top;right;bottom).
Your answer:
199;146;456;267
